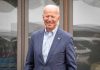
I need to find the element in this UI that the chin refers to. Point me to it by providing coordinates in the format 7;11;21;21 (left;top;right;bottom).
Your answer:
47;26;52;28
46;27;52;29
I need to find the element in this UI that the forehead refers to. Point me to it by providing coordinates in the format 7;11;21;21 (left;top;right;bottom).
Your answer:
44;9;57;14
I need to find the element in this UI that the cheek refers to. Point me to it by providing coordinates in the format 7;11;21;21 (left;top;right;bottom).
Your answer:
43;17;47;20
43;18;48;23
44;17;47;20
52;19;58;24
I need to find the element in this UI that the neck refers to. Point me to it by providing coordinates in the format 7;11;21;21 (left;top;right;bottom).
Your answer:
46;28;53;32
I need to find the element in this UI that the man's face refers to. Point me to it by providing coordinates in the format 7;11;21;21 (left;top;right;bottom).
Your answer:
43;8;60;31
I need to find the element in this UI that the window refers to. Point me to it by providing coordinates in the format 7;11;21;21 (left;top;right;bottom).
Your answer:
0;0;17;70
73;0;100;70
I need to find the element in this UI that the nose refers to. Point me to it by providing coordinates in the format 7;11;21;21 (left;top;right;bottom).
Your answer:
48;16;52;21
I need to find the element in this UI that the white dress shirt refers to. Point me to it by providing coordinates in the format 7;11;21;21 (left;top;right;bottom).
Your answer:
42;26;58;63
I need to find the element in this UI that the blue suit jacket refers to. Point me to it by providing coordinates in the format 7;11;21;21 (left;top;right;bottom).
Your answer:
25;28;77;70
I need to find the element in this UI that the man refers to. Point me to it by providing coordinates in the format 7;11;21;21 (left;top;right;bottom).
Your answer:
25;5;77;70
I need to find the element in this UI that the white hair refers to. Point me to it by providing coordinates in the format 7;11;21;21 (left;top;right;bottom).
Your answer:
43;4;60;15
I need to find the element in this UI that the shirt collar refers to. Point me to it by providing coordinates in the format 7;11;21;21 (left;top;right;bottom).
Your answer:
44;26;58;36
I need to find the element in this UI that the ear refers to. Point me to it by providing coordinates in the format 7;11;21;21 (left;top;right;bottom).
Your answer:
58;15;60;20
42;15;44;18
42;15;45;19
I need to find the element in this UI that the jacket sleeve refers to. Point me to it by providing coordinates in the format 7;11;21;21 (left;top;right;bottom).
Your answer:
24;36;34;70
65;37;77;70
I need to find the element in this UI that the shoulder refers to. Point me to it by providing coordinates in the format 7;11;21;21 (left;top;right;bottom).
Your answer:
31;29;44;37
58;28;72;38
57;28;73;43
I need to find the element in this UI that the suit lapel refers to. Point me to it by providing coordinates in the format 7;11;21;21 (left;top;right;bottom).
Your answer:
38;30;45;64
46;29;62;64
